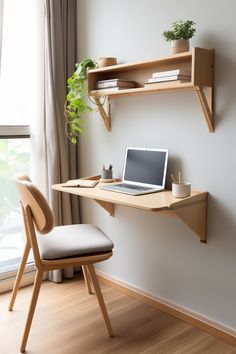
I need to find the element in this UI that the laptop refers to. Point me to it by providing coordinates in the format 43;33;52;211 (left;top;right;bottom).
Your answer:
101;147;168;196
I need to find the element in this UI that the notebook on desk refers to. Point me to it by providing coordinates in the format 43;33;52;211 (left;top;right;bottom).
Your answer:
101;147;168;196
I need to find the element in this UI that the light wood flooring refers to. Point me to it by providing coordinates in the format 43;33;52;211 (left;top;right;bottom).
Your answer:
0;274;235;354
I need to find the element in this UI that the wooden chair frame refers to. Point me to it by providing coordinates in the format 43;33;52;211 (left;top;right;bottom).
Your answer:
9;183;113;353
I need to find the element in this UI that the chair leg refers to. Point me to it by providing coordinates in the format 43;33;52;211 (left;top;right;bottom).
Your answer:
87;264;113;337
82;265;93;294
9;242;31;311
20;269;44;353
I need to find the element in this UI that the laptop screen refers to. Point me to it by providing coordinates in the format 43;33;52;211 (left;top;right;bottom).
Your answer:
123;147;168;188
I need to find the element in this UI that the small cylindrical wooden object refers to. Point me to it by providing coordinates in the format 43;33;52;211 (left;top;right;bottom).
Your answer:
98;57;117;68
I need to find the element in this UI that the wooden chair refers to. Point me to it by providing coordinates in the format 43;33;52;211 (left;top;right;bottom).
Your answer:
9;176;114;353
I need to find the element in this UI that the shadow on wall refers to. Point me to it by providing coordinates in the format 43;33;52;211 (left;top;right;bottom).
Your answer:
207;193;236;246
166;155;183;190
200;34;236;130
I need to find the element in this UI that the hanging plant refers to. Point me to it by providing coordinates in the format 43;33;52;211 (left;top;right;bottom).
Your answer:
64;58;97;144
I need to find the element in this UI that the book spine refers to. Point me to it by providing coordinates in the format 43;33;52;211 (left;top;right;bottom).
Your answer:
152;69;191;78
144;80;191;89
97;81;135;89
96;81;135;89
148;75;191;83
97;81;119;88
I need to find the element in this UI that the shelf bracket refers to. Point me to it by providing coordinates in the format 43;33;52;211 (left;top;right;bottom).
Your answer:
195;85;214;132
94;199;115;216
171;198;207;243
93;96;111;132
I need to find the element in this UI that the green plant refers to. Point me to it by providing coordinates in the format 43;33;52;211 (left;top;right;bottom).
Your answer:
64;58;97;144
163;20;196;41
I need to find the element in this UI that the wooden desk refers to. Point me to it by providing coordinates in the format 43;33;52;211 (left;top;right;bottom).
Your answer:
52;181;208;243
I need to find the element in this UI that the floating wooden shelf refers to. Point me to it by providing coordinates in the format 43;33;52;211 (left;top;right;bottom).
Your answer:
87;47;214;132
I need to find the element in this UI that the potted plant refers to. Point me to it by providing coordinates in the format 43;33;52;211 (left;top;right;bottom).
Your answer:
163;20;196;54
64;58;97;144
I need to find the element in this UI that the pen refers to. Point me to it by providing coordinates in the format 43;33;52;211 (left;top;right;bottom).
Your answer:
179;171;181;184
171;174;176;183
109;164;113;171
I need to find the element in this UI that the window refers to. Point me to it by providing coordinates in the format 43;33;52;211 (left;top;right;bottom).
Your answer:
0;138;30;276
0;0;40;281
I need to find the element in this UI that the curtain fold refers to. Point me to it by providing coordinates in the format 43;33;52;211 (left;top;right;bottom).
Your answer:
43;0;79;226
33;0;79;225
31;0;79;282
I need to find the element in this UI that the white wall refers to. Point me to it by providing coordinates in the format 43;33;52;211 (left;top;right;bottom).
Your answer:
77;0;236;330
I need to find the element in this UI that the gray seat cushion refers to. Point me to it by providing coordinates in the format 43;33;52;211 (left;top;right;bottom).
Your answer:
37;224;114;260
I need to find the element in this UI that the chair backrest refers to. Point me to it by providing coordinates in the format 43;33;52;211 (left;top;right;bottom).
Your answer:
15;176;54;235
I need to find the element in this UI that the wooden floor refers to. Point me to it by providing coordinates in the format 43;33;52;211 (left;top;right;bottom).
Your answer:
0;274;235;354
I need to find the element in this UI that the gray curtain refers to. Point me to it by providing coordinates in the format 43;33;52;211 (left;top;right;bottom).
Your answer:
0;0;4;74
43;0;80;282
44;0;79;225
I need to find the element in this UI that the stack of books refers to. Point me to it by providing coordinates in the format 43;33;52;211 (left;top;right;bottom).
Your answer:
145;69;191;88
95;78;136;91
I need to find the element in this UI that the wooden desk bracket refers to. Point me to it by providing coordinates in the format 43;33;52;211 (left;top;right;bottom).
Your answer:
93;96;111;132
170;199;207;243
195;85;214;133
95;199;115;216
94;195;207;243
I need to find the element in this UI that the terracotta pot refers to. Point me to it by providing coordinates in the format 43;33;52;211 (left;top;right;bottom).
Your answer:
98;57;117;68
170;39;189;55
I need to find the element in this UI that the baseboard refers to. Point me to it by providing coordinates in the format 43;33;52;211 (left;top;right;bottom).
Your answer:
97;271;236;346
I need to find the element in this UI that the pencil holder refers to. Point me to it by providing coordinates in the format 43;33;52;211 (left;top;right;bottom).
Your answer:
172;182;191;198
101;169;113;180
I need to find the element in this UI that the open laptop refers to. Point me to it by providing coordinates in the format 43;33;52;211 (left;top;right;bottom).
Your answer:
101;147;168;196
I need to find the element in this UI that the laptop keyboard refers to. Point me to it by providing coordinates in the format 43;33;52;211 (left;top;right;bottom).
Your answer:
101;183;162;195
116;183;152;191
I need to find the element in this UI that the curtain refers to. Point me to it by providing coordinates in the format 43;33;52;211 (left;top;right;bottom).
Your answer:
0;0;4;74
31;0;80;282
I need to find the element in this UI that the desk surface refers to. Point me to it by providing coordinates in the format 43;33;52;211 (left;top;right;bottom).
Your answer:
52;182;207;242
52;183;207;212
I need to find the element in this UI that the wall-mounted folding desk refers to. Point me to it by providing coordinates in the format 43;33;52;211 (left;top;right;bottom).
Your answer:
52;180;208;243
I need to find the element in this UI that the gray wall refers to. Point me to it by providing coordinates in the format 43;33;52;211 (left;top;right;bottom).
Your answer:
77;0;236;330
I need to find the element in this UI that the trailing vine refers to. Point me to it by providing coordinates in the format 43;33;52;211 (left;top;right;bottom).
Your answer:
64;58;97;144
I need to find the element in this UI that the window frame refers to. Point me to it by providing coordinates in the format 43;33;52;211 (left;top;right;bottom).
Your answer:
0;125;30;138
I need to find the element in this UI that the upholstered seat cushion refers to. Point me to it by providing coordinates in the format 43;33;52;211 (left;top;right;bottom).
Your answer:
37;224;114;260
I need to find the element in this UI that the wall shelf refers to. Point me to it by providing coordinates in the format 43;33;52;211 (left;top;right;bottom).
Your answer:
87;47;215;132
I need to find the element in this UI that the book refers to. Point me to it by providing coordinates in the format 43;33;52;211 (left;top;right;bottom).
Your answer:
147;75;191;83
152;69;191;78
96;79;135;89
62;179;98;188
144;80;191;89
